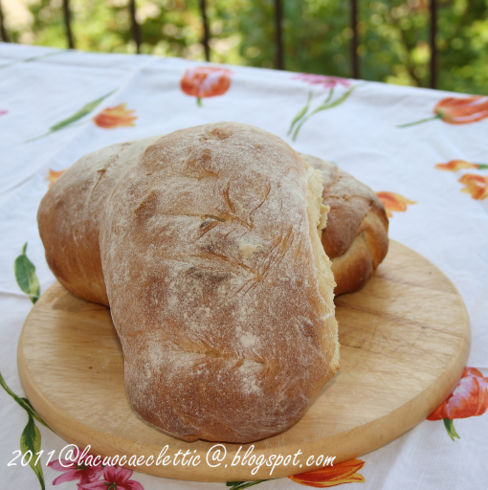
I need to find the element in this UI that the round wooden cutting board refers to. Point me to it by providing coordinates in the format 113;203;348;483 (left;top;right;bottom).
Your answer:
17;240;470;482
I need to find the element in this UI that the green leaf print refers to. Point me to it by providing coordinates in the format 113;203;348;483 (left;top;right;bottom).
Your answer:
0;372;48;428
26;89;116;142
0;371;49;490
0;51;62;70
290;84;356;141
288;90;313;136
14;243;40;304
226;480;266;489
20;414;45;490
49;89;116;131
443;418;461;441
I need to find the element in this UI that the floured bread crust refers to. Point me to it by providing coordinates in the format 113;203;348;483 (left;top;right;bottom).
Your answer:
38;145;388;304
99;123;339;442
37;137;158;305
302;155;389;295
35;124;391;442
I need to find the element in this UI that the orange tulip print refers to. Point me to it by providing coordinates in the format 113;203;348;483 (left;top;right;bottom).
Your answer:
289;459;365;488
46;169;65;189
376;191;416;217
435;96;488;124
180;66;232;106
93;104;137;129
435;160;488;172
398;95;488;128
427;367;488;440
458;174;488;200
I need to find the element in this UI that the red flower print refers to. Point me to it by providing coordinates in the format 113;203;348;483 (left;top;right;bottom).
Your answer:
180;66;232;106
376;191;416;217
46;169;66;189
48;453;102;486
289;459;365;487
458;174;488;200
398;95;488;127
294;73;351;89
427;367;488;440
435;160;484;172
80;466;144;490
93;104;137;129
0;110;7;116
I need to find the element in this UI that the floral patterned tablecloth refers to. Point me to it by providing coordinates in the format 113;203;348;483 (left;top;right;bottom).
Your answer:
1;43;487;490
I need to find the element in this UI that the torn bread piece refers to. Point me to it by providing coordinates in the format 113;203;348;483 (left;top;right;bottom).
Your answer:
302;155;389;295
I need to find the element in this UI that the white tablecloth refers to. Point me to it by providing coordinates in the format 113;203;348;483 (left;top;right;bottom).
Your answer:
1;43;487;490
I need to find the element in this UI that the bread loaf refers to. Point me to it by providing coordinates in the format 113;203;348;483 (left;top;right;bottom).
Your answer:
38;123;341;442
36;122;389;441
302;155;389;295
37;137;158;305
95;122;339;442
38;137;388;305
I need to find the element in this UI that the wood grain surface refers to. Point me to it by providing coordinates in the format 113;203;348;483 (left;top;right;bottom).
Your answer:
17;240;470;481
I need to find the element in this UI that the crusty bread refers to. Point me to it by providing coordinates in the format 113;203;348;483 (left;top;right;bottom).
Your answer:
302;155;389;295
36;123;389;441
38;142;388;305
37;137;158;305
39;123;339;442
100;123;338;442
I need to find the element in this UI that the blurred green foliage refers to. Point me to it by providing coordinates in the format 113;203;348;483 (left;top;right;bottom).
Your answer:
4;0;488;94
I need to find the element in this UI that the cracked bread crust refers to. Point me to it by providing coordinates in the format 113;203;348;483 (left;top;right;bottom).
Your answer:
99;123;339;442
